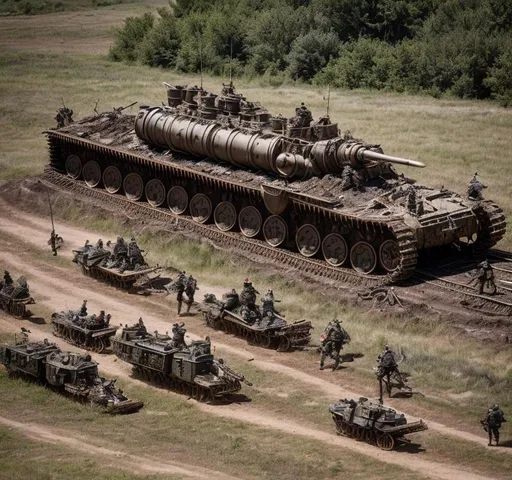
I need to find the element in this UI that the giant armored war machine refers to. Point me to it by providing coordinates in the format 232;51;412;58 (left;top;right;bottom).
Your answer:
0;333;142;414
46;82;506;283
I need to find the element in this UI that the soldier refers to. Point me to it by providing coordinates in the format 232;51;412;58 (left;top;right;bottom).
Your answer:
240;278;259;309
3;270;13;286
96;238;104;250
96;310;106;328
136;317;147;337
171;322;187;350
49;229;59;256
482;404;506;446
79;300;88;317
55;107;74;128
175;271;186;316
261;288;280;318
467;173;487;200
376;345;397;375
184;275;198;314
224;289;239;311
476;259;496;295
406;186;418;215
320;319;348;371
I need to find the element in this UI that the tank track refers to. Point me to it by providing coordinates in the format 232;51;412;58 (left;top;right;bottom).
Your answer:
79;264;151;291
476;202;507;249
132;365;240;402
43;168;418;289
0;298;29;318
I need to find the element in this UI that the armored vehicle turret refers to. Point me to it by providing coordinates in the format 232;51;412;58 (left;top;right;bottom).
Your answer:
112;323;251;402
330;397;427;450
46;83;506;283
0;334;142;414
0;271;34;318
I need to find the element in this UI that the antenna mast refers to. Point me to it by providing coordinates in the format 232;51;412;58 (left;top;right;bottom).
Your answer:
229;38;233;87
199;40;203;90
47;190;55;232
326;85;331;117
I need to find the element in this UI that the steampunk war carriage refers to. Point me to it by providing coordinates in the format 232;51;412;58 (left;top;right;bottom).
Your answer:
330;397;427;450
0;273;34;318
46;83;506;283
51;309;118;353
0;336;142;413
112;325;250;402
72;238;161;291
201;292;312;352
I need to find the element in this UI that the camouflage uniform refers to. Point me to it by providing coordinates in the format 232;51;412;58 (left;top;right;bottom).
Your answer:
136;317;147;337
55;107;74;128
320;319;347;371
476;260;496;295
184;276;198;314
79;300;88;317
175;272;187;315
240;279;261;324
49;229;59;256
483;404;506;446
376;345;398;379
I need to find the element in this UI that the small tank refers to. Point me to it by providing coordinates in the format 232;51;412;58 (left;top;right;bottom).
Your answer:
0;272;34;318
0;334;143;414
51;307;119;353
330;397;427;450
72;237;161;291
46;82;506;283
111;325;251;402
200;289;312;352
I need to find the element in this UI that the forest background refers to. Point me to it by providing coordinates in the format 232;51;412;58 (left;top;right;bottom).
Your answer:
109;0;512;105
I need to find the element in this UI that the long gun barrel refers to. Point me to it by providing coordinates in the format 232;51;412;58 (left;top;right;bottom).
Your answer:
135;107;425;180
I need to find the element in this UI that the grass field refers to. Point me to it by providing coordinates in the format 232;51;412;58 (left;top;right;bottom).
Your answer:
1;4;512;479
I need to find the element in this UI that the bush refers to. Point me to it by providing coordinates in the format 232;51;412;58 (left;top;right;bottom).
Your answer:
109;12;154;63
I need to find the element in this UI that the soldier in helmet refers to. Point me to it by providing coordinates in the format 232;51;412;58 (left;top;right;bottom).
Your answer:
96;239;104;250
49;229;59;256
240;278;259;309
467;173;487;200
261;288;280;321
184;275;198;314
79;300;88;317
475;259;496;295
171;322;187;350
55;106;74;128
482;404;506;446
175;271;187;315
320;318;348;371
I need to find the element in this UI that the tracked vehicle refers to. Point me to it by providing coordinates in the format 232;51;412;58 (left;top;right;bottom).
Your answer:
51;309;119;353
330;397;427;450
0;335;142;413
46;83;506;283
72;239;161;291
201;291;312;351
0;274;34;318
112;325;251;402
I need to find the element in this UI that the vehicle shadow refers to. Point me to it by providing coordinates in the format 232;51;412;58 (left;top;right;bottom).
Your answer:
394;442;425;454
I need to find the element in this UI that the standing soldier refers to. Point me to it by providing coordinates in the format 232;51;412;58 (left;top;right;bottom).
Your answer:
475;259;496;295
79;300;88;317
184;275;198;314
171;322;187;350
319;319;348;371
175;271;187;316
482;404;506;446
49;229;59;256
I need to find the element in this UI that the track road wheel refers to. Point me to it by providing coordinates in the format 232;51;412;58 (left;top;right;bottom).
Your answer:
239;206;262;237
167;186;188;214
123;173;144;201
145;179;166;207
296;224;321;257
214;202;237;231
83;161;102;188
190;194;212;223
350;241;377;274
379;239;401;272
263;215;288;247
322;233;348;267
377;433;395;451
103;166;122;194
65;155;82;179
277;336;291;352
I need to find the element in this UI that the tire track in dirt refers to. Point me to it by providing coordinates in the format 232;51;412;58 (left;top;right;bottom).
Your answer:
0;314;496;480
0;416;238;480
0;199;506;454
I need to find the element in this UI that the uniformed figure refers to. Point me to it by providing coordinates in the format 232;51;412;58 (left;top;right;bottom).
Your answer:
175;272;186;315
476;259;496;295
55;107;74;128
376;345;398;377
136;317;147;337
467;173;487;200
240;278;259;309
79;300;88;317
171;322;187;349
320;319;348;371
96;239;104;250
224;289;239;311
3;270;13;286
261;288;280;319
185;275;198;314
482;404;506;446
406;186;418;215
49;229;59;256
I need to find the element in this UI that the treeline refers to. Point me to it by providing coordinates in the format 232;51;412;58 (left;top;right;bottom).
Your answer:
109;0;512;104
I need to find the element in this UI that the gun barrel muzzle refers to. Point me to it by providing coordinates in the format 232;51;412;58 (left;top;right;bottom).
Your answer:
363;150;425;168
